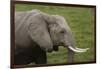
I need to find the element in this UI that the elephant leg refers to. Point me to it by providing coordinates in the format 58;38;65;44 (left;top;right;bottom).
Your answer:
67;48;74;63
34;49;47;64
14;52;32;65
14;47;35;65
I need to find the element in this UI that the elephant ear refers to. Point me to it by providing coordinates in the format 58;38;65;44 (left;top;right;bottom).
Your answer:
28;14;53;52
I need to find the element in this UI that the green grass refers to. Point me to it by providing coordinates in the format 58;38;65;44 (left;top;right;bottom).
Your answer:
15;4;95;64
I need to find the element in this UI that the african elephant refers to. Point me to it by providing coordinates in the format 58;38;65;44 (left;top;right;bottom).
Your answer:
14;9;89;65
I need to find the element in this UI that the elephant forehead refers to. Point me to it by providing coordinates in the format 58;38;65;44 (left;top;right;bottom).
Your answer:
56;20;68;30
53;16;68;28
58;18;71;31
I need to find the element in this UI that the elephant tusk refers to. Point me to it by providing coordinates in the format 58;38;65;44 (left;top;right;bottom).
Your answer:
68;46;89;52
75;47;89;51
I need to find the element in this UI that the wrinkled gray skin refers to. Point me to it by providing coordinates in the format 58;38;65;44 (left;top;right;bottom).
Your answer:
15;9;88;65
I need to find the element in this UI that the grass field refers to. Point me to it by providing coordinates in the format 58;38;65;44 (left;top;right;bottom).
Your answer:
15;4;95;64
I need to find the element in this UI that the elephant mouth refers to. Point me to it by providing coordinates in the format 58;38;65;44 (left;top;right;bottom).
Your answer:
52;41;89;52
45;48;53;52
53;45;59;51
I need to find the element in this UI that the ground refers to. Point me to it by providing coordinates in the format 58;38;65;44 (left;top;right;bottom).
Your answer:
15;3;95;64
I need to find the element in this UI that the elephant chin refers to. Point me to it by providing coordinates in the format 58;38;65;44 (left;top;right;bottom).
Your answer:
68;46;89;52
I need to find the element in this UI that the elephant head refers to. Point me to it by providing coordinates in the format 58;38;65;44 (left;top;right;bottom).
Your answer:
41;13;89;51
27;10;89;63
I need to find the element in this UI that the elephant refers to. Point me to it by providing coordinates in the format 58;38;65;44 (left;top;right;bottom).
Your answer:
14;9;89;65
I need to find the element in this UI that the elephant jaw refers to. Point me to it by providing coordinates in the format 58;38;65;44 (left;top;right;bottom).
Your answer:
67;46;89;52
